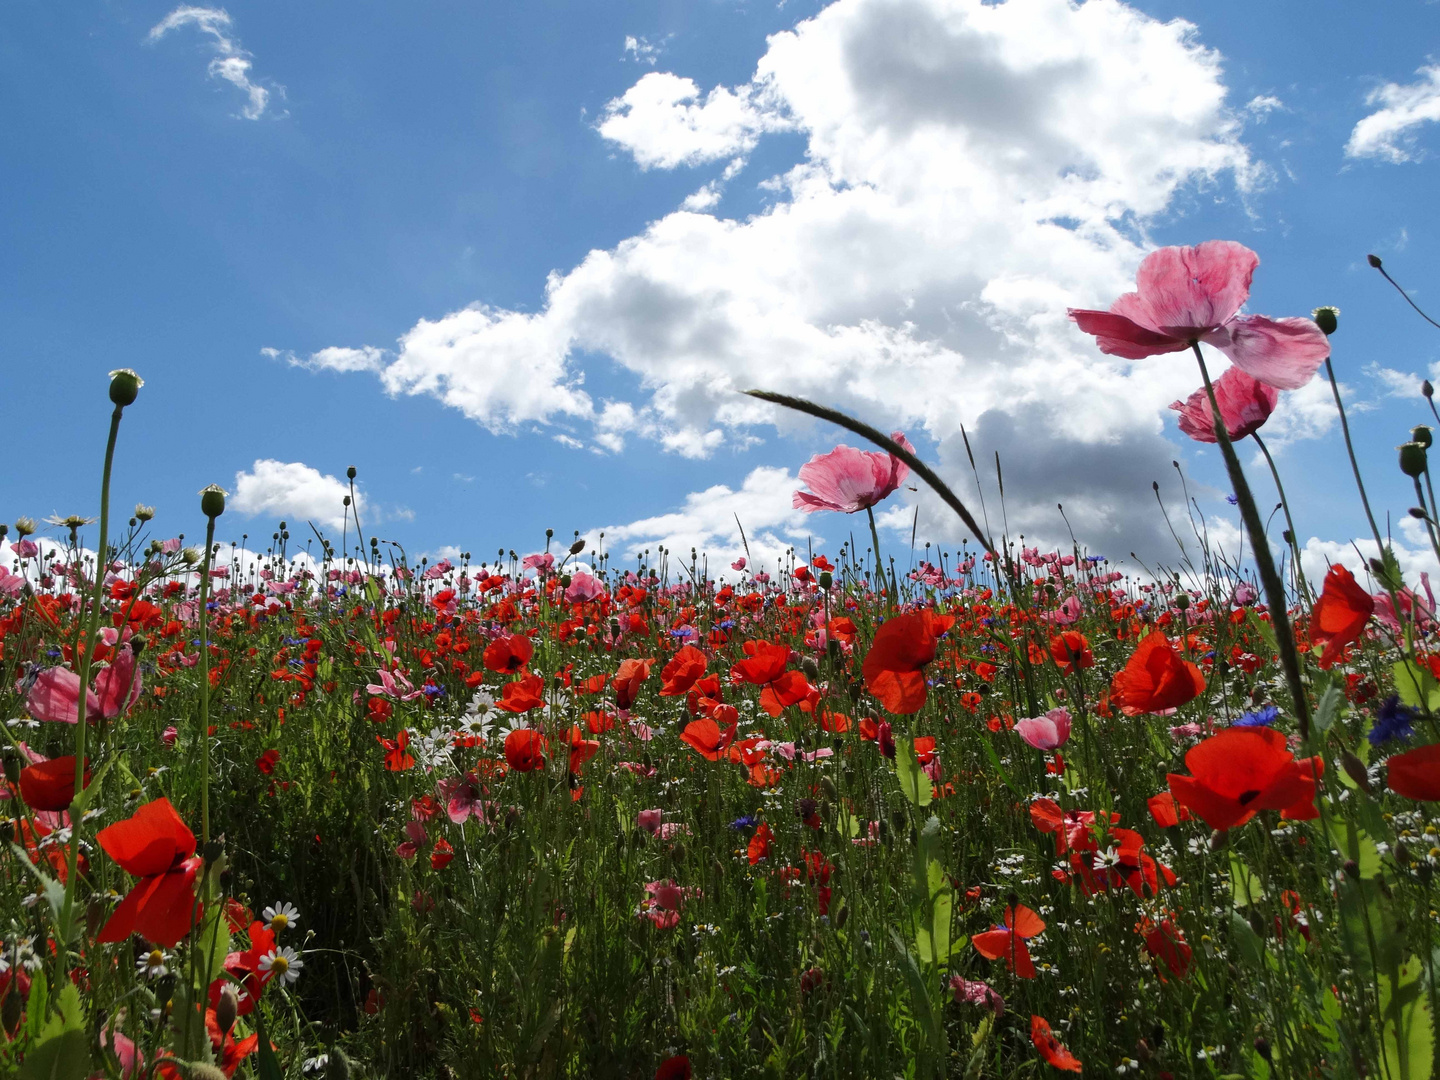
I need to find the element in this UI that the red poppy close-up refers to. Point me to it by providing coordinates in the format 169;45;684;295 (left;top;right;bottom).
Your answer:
504;728;548;772
1167;727;1321;831
1108;631;1206;715
1030;1015;1083;1072
95;796;203;947
18;754;89;812
1309;564;1375;669
659;645;707;697
862;611;955;714
1387;743;1440;801
972;902;1045;979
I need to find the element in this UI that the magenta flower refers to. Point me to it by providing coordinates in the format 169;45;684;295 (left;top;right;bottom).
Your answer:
1170;366;1279;444
24;644;143;724
1068;241;1330;390
793;431;916;514
1015;707;1072;751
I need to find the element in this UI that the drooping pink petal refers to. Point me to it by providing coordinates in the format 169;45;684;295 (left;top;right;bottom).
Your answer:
94;645;143;719
793;433;913;514
1130;241;1258;337
1170;366;1280;444
1203;315;1330;390
1066;309;1189;359
25;667;99;725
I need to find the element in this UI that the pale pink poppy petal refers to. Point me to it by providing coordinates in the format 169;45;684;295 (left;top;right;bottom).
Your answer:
94;646;143;719
1170;366;1280;444
1133;241;1258;335
1067;309;1188;359
25;667;99;725
1207;315;1330;391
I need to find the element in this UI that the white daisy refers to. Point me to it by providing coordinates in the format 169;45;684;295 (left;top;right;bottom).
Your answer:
262;901;301;933
137;948;170;979
258;945;304;985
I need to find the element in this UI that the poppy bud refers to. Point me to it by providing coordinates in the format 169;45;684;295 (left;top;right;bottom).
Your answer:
1283;529;1294;544
1343;859;1360;879
1411;507;1429;520
801;657;820;681
1208;829;1227;852
1254;1037;1272;1062
1340;751;1371;793
108;368;143;406
1427;380;1435;400
1311;306;1339;336
186;1066;228;1080
1;751;19;787
129;634;148;657
570;539;586;556
323;1049;354;1080
820;776;838;801
199;484;228;519
1368;254;1383;269
834;901;849;928
1;985;21;1037
85;899;106;939
1174;593;1189;611
215;984;240;1035
1400;442;1428;478
1396;840;1413;865
1414;425;1434;449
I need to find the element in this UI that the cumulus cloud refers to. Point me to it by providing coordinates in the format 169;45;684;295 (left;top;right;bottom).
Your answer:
263;346;387;373
231;460;363;532
306;0;1283;559
1346;63;1440;163
1301;517;1440;588
148;6;281;120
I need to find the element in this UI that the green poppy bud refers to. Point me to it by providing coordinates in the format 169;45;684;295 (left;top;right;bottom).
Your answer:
1399;442;1428;478
199;485;228;519
1368;254;1383;269
108;368;143;407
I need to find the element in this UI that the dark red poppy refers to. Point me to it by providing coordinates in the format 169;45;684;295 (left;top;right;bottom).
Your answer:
659;645;707;697
1030;1015;1082;1072
747;821;772;865
654;1055;691;1080
504;729;548;772
614;658;654;710
255;749;280;776
1309;564;1375;668
1388;743;1440;800
483;633;534;674
18;755;89;812
1167;727;1320;830
1142;918;1192;979
1108;631;1205;715
95;797;203;947
861;611;955;714
1049;632;1094;674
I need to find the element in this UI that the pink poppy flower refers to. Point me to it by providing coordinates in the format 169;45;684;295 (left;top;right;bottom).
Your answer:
793;432;916;514
565;573;606;603
637;808;664;835
1015;707;1072;751
1068;241;1329;390
1170;366;1280;443
25;644;143;725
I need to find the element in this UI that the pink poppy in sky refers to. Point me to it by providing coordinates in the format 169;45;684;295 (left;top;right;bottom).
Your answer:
1068;241;1329;390
1170;366;1279;444
793;431;916;514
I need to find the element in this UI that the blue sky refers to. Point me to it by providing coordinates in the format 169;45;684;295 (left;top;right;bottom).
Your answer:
4;0;1439;582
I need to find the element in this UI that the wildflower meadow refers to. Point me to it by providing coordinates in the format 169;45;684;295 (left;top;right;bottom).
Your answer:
4;241;1440;1080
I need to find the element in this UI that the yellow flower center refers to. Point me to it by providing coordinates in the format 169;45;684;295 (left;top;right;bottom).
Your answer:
270;914;289;931
270;955;289;976
148;950;164;968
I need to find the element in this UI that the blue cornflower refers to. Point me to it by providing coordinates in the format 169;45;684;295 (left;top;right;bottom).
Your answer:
1369;695;1417;746
1233;705;1279;728
729;815;757;830
1226;494;1239;506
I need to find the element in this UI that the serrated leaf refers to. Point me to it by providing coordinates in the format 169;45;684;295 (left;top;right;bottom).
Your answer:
1228;855;1265;908
9;844;66;927
895;738;932;808
1393;661;1440;712
18;1028;89;1080
1230;911;1269;970
1380;956;1434;1080
1325;818;1383;880
1338;878;1404;979
1312;680;1347;740
194;907;232;989
1376;545;1406;593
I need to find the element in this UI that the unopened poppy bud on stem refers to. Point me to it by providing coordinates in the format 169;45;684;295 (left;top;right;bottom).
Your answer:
108;368;143;407
1426;380;1435;400
1368;254;1383;269
199;485;227;519
569;538;586;556
1340;750;1371;793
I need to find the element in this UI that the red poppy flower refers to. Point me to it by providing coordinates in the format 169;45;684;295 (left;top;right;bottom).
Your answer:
1388;743;1440;801
659;645;707;696
731;640;791;685
504;729;548;772
255;749;280;776
614;658;654;710
18;755;89;813
377;730;415;772
1030;1015;1082;1072
747;821;772;865
862;611;955;714
1049;632;1094;674
654;1055;691;1080
483;633;533;674
679;717;736;761
566;726;600;774
1167;727;1320;830
972;903;1045;978
95;797;203;947
1141;918;1192;979
759;670;817;717
1309;564;1375;669
1108;631;1205;715
1146;791;1191;828
497;671;545;713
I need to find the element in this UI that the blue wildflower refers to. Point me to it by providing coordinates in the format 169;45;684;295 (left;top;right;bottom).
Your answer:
1369;695;1417;746
1233;705;1279;728
729;815;757;830
1226;494;1239;506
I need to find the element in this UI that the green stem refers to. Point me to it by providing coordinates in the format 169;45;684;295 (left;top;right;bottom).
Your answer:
1191;344;1312;741
58;404;123;952
198;517;217;847
1323;356;1384;552
865;506;895;609
1252;433;1312;602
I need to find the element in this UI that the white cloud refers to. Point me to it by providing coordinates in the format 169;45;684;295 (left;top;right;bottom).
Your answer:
148;6;281;120
1346;63;1440;163
231;460;363;532
264;346;387;373
623;35;669;65
1301;524;1440;589
593;465;818;570
309;0;1277;557
1365;361;1429;401
597;71;792;169
1259;374;1342;446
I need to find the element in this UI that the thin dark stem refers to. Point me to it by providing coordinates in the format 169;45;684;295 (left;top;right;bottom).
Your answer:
1373;259;1440;332
1191;344;1312;742
1252;433;1311;602
1323;356;1383;552
865;506;895;609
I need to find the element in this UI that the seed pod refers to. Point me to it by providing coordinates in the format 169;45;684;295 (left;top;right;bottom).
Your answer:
108;368;144;407
1399;442;1428;478
199;484;228;519
215;984;240;1035
1312;306;1339;335
819;776;838;801
801;656;820;681
1414;425;1435;449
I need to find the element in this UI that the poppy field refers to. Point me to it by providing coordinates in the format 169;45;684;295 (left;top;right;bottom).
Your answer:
3;241;1440;1079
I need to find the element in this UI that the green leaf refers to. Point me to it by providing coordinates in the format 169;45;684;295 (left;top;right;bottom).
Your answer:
1338;878;1404;979
1228;855;1265;908
1325;818;1383;880
194;906;232;989
25;970;48;1041
1376;545;1407;593
1393;660;1440;713
9;844;66;928
1229;911;1268;970
65;756;118;822
20;980;89;1080
1380;956;1434;1080
252;1008;286;1080
894;738;932;808
979;736;1018;795
1312;679;1348;740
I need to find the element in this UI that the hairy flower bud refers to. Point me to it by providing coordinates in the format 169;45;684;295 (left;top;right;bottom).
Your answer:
1340;750;1371;793
569;538;586;556
1368;254;1383;269
215;984;240;1035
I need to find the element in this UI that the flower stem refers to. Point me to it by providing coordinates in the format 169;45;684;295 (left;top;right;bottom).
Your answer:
866;506;895;609
1323;356;1384;552
1191;344;1312;741
1251;432;1311;602
197;516;216;847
